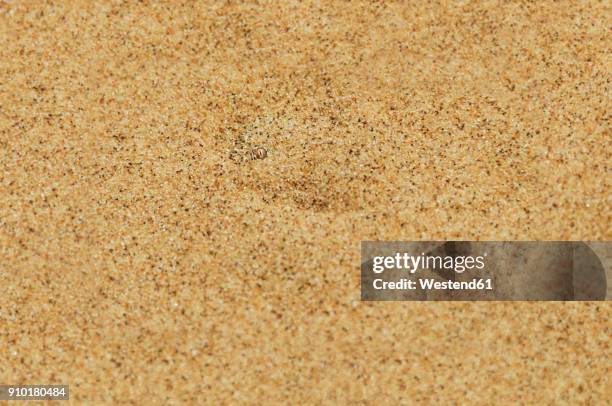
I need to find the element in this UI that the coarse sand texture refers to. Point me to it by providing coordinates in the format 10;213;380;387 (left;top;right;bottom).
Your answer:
0;1;610;404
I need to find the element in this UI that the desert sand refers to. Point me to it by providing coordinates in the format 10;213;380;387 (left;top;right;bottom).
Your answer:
0;1;610;404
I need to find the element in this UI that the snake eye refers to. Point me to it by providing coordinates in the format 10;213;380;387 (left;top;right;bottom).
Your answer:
253;146;268;160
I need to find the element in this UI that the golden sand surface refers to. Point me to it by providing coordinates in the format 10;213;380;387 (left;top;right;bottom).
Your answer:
0;1;610;404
